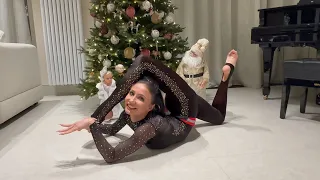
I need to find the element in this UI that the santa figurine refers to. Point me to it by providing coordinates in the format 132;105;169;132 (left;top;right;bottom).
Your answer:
176;38;210;100
96;67;124;121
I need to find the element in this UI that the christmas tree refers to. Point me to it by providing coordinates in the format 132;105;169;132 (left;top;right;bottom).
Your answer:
79;0;189;100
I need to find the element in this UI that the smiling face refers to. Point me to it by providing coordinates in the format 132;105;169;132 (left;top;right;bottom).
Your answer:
124;82;155;122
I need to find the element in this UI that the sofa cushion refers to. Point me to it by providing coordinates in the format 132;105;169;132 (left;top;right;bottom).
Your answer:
0;85;43;124
0;43;41;102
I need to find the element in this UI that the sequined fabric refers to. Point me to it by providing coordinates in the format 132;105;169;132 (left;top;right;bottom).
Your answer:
90;112;192;163
90;121;156;163
97;112;128;135
91;56;197;124
88;55;231;163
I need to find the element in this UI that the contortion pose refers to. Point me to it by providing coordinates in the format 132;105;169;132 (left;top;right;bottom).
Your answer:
58;49;239;163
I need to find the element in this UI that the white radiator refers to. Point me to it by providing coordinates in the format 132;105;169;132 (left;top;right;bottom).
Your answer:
40;0;85;85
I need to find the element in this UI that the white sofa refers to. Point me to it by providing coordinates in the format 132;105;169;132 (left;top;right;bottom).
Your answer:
0;42;43;124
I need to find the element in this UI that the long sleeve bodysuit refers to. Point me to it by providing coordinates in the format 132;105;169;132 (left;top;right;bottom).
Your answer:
89;111;191;163
88;55;231;163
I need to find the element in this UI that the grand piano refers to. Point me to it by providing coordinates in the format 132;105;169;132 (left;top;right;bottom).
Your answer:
251;0;320;99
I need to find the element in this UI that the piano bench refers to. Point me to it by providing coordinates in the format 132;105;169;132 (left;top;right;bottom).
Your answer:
280;58;320;119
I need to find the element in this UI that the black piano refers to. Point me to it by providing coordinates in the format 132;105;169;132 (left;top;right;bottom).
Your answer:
251;0;320;99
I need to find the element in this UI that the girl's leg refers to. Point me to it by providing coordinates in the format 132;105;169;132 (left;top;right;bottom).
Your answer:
196;50;238;125
91;55;199;123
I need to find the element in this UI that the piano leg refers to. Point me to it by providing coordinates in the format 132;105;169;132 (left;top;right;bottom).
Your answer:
262;47;276;100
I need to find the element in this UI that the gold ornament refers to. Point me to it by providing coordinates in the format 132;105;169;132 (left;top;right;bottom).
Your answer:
151;13;161;24
124;47;135;59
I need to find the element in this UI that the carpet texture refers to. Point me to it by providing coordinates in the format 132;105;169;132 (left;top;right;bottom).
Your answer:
1;87;320;180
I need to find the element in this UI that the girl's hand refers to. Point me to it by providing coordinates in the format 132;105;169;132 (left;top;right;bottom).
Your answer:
57;118;96;135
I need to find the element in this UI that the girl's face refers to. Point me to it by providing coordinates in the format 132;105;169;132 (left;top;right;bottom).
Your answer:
103;73;113;86
124;83;154;122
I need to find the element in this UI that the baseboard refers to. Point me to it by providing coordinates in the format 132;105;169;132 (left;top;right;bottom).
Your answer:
42;85;80;96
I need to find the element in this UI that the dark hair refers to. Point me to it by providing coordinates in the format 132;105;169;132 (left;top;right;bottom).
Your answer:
137;76;166;116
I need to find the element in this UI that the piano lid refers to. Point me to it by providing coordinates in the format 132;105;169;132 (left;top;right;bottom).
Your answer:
298;0;320;5
258;2;320;11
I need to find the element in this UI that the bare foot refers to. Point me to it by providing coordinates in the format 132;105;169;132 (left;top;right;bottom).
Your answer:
222;49;238;82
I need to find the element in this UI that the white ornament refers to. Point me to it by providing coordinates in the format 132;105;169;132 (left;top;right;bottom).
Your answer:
88;49;95;55
151;30;159;38
103;59;111;68
142;0;152;11
157;11;165;19
165;15;174;24
95;21;102;28
98;54;103;60
163;51;172;60
111;35;120;44
107;3;115;13
115;64;125;73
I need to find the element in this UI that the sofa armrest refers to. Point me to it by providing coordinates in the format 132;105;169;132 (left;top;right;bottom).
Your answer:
0;43;42;101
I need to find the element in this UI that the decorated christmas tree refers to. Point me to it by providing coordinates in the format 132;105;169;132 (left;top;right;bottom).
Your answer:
79;0;189;100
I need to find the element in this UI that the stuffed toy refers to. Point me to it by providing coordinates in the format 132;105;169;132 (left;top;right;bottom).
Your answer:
96;67;124;120
176;38;210;100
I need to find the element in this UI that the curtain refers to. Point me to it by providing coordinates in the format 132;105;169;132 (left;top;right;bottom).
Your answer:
0;0;32;44
171;0;316;89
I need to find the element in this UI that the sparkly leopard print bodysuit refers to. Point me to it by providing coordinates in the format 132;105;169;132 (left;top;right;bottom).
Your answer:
89;55;232;163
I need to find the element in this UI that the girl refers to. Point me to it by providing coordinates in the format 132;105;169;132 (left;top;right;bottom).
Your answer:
58;50;238;163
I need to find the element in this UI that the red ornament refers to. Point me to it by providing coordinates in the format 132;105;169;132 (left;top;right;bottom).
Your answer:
100;25;108;35
141;49;151;56
90;12;96;17
164;33;173;40
126;6;135;19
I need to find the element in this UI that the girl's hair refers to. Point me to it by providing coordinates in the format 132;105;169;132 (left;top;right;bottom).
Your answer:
137;76;166;116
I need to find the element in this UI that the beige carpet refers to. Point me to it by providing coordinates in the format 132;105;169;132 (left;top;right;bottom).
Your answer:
1;87;320;180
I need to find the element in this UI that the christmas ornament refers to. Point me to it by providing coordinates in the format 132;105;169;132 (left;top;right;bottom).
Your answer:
100;25;108;35
103;59;111;68
151;13;161;24
165;15;174;24
163;51;172;60
95;21;102;28
88;49;95;55
89;71;95;77
128;21;134;32
127;21;140;33
151;30;159;38
111;35;119;44
98;54;103;60
135;24;140;33
126;6;135;19
90;12;96;17
164;33;173;40
124;47;135;59
157;11;165;19
142;0;152;11
107;3;115;13
141;49;151;56
115;64;125;73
